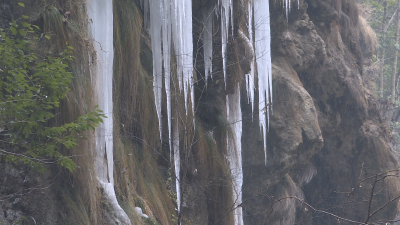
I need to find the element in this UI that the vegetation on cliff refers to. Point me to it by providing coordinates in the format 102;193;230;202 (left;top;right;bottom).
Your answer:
0;13;104;172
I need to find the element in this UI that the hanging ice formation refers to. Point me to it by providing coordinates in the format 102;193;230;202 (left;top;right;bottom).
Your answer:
226;86;244;225
144;0;285;222
219;0;233;88
202;6;214;86
87;0;131;224
243;3;255;117
144;0;194;145
254;0;273;166
143;0;195;214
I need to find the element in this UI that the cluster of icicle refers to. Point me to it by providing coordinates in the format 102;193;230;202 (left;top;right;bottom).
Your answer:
143;0;295;224
141;0;196;213
87;0;131;224
217;0;274;168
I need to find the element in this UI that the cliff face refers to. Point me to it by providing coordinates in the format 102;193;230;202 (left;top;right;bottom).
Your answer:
1;0;399;225
240;0;400;224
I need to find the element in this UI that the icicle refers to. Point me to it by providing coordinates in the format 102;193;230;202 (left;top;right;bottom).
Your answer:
220;0;232;88
162;0;173;153
170;0;194;116
202;7;214;85
87;0;131;223
147;0;195;188
240;3;255;117
173;119;181;213
226;85;243;225
149;0;163;142
254;0;273;166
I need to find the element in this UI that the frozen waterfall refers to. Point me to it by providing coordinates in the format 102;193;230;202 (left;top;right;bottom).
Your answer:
143;0;195;216
87;0;131;224
144;0;285;223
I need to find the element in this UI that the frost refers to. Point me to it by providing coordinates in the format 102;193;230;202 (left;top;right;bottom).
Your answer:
226;86;243;225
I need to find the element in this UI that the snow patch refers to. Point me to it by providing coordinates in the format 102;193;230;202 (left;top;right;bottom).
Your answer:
134;207;149;218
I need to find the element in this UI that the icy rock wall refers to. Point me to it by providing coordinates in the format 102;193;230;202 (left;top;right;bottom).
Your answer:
144;0;282;223
143;0;196;214
87;0;131;224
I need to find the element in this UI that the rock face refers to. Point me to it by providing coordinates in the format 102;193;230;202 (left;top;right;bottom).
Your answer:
242;0;400;224
0;164;59;225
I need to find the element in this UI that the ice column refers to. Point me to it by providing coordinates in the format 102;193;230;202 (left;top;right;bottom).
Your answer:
87;0;131;224
149;0;163;142
162;0;172;152
173;120;181;213
226;86;244;225
254;0;273;166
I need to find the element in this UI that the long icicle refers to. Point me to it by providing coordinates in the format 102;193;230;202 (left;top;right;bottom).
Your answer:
149;0;163;142
254;0;273;166
226;85;244;225
87;0;131;223
162;0;173;153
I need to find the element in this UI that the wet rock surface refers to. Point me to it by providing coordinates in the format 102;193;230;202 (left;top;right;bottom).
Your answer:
0;164;59;225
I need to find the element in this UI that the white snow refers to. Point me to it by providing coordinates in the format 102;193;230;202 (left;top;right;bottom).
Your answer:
87;0;131;224
135;207;149;218
226;85;244;225
254;0;273;166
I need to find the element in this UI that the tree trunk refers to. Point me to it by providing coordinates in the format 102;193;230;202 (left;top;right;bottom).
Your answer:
391;0;400;101
380;0;387;98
